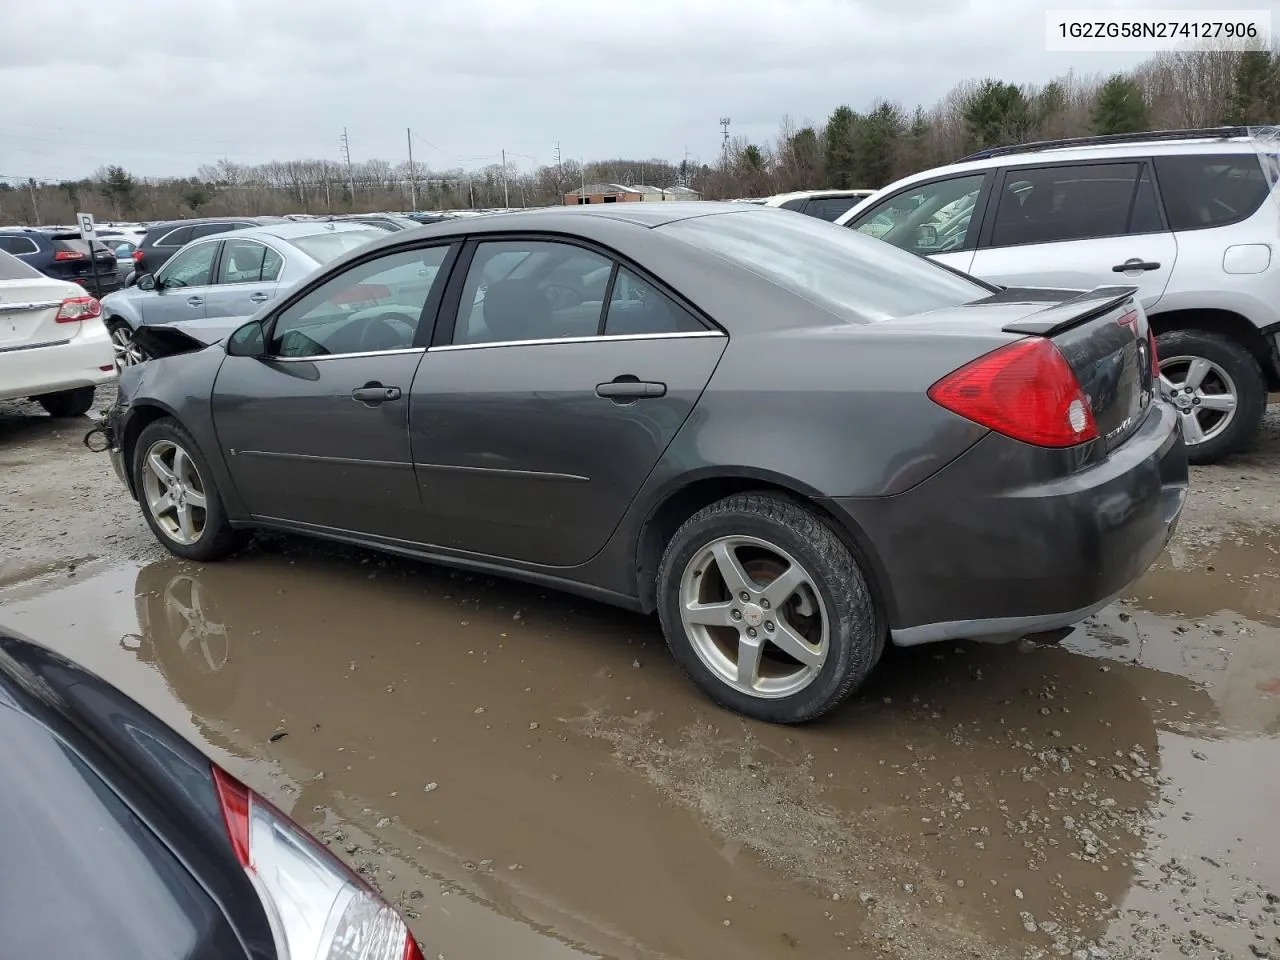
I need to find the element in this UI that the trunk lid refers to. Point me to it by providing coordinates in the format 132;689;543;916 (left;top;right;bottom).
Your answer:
997;286;1156;452
0;278;75;351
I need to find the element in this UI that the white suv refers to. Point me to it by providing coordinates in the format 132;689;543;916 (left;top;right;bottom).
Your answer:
837;127;1280;464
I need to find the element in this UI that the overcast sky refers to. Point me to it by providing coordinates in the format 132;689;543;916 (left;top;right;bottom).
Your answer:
0;0;1224;182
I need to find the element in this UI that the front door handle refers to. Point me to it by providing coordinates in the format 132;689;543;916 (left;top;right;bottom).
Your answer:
1112;259;1161;272
249;292;270;303
186;296;204;306
351;382;402;404
595;377;667;402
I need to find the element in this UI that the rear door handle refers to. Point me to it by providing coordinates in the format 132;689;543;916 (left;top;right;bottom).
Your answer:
595;378;667;401
186;296;204;306
351;383;402;404
1112;259;1161;272
249;292;269;303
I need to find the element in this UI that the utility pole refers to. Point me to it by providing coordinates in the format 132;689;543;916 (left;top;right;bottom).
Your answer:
554;140;563;193
26;178;40;223
720;118;731;167
500;148;510;207
340;127;356;204
580;159;586;203
406;127;418;211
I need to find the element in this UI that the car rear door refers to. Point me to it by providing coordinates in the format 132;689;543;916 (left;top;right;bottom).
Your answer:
211;242;455;539
967;160;1177;310
844;171;992;274
201;238;282;319
140;239;219;327
409;236;726;567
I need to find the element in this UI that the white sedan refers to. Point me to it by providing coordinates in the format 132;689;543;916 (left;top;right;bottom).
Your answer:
0;250;115;417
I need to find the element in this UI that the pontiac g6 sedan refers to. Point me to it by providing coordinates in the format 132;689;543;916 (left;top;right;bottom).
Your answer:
100;203;1187;723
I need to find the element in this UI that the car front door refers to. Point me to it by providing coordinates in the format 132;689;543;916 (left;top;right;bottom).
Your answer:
844;172;991;274
140;240;219;326
409;237;727;567
967;161;1177;309
202;238;283;319
211;242;456;539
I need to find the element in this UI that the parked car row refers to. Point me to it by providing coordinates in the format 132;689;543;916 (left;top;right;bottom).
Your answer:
836;125;1279;465
0;226;123;298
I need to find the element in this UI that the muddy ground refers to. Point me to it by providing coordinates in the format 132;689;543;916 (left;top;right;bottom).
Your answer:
2;387;1278;960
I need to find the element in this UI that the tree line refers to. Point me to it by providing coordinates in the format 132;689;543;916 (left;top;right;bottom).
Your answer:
2;45;1276;226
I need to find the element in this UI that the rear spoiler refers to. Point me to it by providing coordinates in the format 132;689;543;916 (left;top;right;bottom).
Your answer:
1000;286;1138;337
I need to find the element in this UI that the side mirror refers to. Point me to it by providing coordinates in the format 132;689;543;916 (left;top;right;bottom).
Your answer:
136;273;157;292
227;319;266;358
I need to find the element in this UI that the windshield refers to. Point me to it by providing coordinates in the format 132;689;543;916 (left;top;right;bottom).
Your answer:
661;209;989;322
0;249;41;280
288;229;384;265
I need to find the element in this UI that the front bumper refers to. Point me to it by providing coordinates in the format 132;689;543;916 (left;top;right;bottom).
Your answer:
826;400;1187;646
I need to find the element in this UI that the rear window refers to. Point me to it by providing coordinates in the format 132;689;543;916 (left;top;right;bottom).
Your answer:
288;229;384;265
1154;153;1271;231
51;237;114;256
0;249;41;280
660;209;990;322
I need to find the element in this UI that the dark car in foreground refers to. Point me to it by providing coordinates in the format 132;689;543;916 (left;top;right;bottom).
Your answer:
0;226;123;297
0;628;424;960
98;203;1188;723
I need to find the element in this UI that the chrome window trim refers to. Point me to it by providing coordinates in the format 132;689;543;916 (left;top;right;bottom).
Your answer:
429;330;725;352
262;346;426;363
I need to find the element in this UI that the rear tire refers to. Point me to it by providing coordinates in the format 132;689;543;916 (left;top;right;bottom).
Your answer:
1156;329;1265;465
656;492;883;724
107;319;145;371
36;386;95;418
132;417;248;562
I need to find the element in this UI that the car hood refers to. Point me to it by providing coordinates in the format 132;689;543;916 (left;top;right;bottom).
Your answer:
131;314;250;358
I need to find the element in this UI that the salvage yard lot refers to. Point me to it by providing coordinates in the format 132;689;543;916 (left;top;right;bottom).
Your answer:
2;389;1279;960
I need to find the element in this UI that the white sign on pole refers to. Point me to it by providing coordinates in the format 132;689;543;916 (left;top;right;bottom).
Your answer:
77;211;96;240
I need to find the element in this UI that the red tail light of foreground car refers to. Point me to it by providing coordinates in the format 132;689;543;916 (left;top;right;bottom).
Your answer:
212;766;424;960
54;296;102;323
927;336;1098;448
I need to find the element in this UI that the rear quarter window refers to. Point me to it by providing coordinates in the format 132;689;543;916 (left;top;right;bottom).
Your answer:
154;226;193;247
0;235;39;256
1154;153;1271;231
661;208;991;323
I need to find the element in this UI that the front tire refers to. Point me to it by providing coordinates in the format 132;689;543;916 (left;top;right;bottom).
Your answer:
107;319;146;371
132;417;247;561
656;492;883;724
36;386;95;418
1157;329;1266;465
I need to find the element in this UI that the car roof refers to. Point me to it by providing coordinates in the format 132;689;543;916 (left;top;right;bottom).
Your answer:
213;220;391;243
145;216;287;234
765;189;875;204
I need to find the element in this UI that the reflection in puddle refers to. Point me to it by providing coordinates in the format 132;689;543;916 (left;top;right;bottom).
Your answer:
1;535;1277;960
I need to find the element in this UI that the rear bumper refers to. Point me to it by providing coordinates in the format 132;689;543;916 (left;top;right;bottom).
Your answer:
825;400;1187;646
0;335;116;401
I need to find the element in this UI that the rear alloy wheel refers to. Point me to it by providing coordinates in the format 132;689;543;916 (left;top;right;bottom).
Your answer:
36;386;95;418
108;320;146;370
657;492;882;723
1156;329;1265;465
133;418;247;561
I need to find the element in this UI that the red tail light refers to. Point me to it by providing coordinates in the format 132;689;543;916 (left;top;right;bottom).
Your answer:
132;249;145;262
53;250;86;261
54;296;102;323
211;766;422;960
927;337;1097;448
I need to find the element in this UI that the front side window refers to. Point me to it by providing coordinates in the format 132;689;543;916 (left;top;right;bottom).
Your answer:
268;245;450;358
664;208;990;323
156;242;218;288
217;240;270;284
849;174;986;255
989;163;1142;247
1154;153;1270;231
451;240;614;345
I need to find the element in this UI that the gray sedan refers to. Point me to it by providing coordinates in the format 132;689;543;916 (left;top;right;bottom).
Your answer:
100;221;384;368
98;204;1187;723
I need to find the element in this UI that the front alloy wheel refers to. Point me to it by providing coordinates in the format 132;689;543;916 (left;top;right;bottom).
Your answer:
141;439;208;545
110;323;145;370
